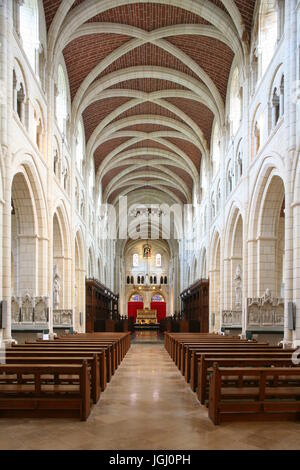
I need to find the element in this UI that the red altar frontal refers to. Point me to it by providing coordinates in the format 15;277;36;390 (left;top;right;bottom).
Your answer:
128;302;166;323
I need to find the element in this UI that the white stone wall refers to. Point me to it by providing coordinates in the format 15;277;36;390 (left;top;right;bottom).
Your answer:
183;0;300;346
0;1;112;344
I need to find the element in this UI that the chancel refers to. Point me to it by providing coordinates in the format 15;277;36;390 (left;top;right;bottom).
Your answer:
0;0;300;452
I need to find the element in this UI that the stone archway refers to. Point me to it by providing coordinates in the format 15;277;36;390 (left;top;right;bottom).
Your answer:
11;172;37;298
224;209;243;311
249;172;285;298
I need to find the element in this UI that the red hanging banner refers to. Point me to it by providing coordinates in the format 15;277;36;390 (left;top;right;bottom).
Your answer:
150;302;166;322
128;302;144;323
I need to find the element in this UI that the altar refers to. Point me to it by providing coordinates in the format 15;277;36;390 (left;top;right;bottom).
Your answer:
136;308;158;325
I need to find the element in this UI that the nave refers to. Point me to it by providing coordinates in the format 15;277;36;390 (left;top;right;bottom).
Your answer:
1;338;300;451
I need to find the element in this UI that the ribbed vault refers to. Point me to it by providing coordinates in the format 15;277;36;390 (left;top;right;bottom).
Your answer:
43;0;256;205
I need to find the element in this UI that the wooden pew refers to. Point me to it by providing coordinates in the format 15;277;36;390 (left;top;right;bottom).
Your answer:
191;350;296;394
26;340;116;371
208;364;300;424
2;355;100;404
175;337;251;366
0;333;130;422
41;336;126;369
197;354;297;404
0;363;91;421
56;332;131;360
7;347;107;390
184;345;286;383
14;343;114;383
175;339;251;369
181;342;274;377
164;332;225;356
51;338;121;366
165;333;246;361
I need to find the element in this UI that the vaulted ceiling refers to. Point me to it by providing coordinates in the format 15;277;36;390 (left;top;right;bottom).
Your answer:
43;0;256;205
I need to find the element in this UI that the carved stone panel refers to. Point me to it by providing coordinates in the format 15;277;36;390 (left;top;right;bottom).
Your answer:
247;291;284;330
34;297;48;323
53;310;73;327
11;297;20;323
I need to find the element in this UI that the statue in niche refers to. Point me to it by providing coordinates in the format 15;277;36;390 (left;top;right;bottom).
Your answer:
143;244;151;258
234;265;242;308
262;288;273;304
22;291;33;322
53;265;61;309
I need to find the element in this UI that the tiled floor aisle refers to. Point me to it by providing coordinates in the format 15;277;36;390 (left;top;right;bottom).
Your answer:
1;342;300;450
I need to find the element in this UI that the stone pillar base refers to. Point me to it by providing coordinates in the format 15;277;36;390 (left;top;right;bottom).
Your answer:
2;338;18;347
282;339;293;349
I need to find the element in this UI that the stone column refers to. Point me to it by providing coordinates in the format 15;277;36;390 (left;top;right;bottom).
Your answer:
46;57;57;335
283;0;297;347
13;0;24;39
1;0;14;345
292;2;300;347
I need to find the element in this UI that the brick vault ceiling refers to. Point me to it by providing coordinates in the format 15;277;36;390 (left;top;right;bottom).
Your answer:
43;0;256;204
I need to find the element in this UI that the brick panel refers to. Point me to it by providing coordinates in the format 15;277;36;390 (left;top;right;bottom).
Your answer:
236;0;256;37
63;34;131;100
43;1;256;37
164;137;202;172
112;102;185;125
107;186;132;204
102;165;132;191
42;0;61;30
121;124;174;133
82;97;131;142
125;140;173;153
166;35;234;102
87;3;209;30
165;97;214;145
162;186;187;203
94;137;131;171
108;78;187;92
108;184;187;204
164;165;194;187
98;43;200;81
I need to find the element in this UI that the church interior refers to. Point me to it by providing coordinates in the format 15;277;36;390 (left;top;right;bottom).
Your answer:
0;0;300;452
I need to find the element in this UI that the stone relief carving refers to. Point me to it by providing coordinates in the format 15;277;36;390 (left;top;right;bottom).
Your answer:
11;296;20;323
247;289;284;328
34;297;48;323
222;310;242;326
53;310;72;326
11;294;49;324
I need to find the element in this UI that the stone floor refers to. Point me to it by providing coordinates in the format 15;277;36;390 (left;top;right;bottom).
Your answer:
1;340;300;450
